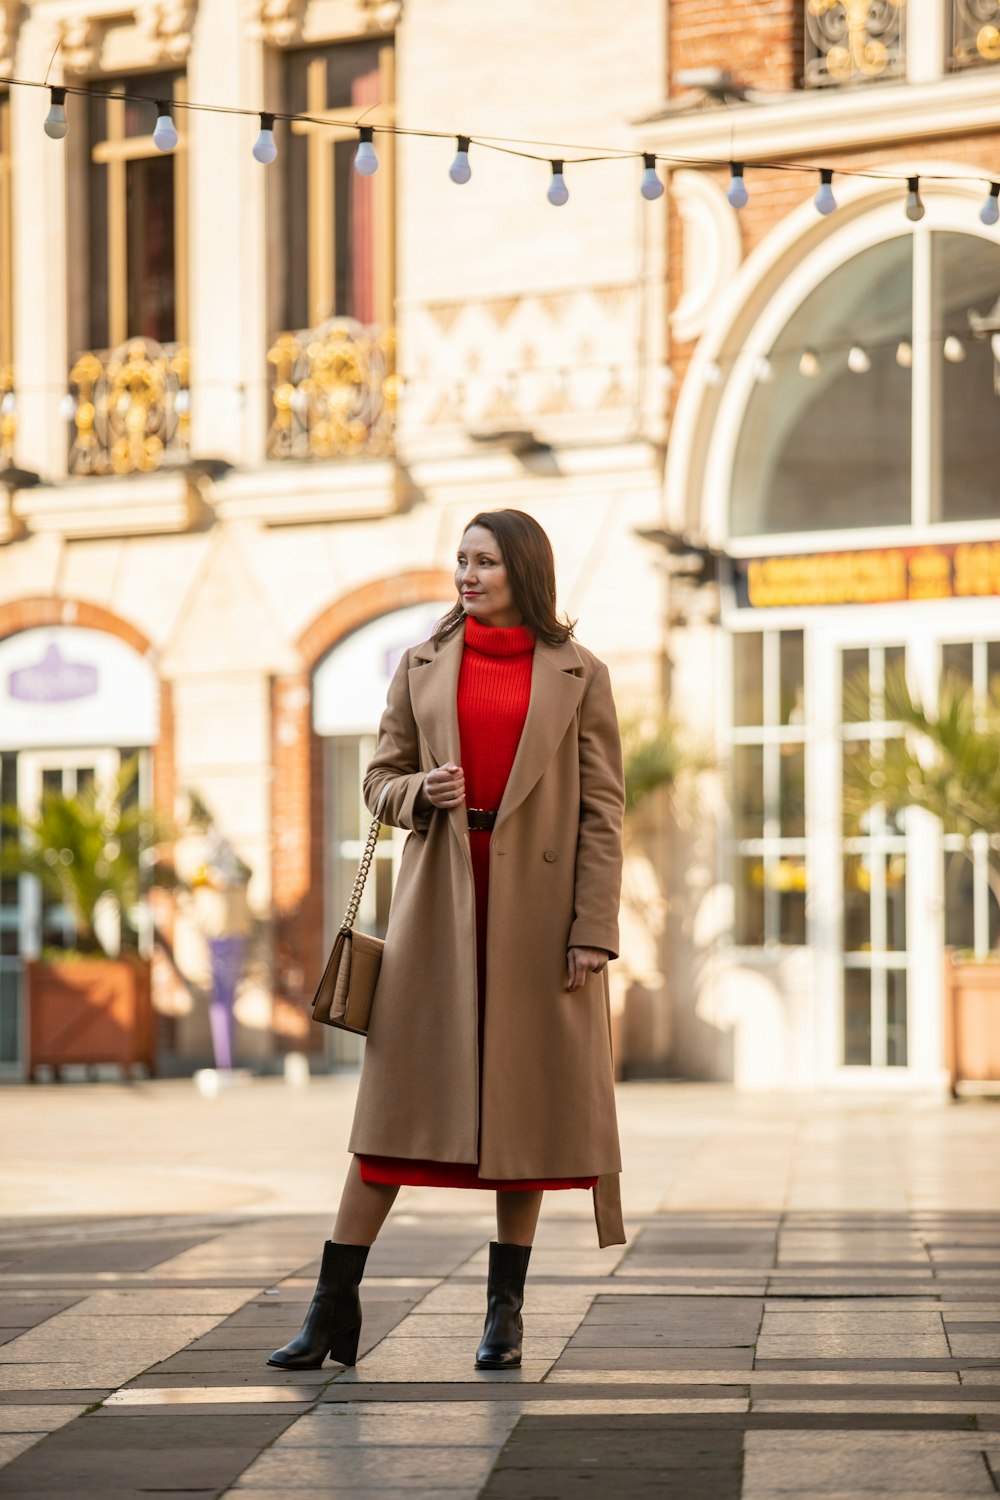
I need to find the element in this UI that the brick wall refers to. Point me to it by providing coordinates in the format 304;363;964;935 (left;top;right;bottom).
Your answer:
669;0;804;92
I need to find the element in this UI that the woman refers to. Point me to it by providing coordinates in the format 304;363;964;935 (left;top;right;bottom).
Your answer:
269;509;625;1375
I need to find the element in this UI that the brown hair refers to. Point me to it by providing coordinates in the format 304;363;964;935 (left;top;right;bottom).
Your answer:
433;509;576;647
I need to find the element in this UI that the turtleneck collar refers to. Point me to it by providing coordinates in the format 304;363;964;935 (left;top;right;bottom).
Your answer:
463;615;535;657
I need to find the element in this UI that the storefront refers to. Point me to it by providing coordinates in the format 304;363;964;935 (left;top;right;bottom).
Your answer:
0;624;160;1076
666;177;1000;1090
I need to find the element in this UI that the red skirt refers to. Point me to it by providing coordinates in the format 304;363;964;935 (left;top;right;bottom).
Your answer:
358;827;597;1194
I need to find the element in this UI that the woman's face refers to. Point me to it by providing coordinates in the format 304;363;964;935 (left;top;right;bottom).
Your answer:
455;526;523;628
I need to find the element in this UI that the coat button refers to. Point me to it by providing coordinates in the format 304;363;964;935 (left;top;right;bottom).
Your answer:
543;849;557;862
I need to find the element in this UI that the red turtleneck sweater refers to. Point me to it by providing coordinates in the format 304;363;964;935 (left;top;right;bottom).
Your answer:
359;616;597;1193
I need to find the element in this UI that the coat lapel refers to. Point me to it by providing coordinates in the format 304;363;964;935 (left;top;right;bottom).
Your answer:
408;629;463;769
496;637;585;831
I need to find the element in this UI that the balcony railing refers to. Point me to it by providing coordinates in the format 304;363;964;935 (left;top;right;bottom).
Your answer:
952;0;1000;67
66;338;191;477
266;318;396;462
804;0;907;86
0;366;14;464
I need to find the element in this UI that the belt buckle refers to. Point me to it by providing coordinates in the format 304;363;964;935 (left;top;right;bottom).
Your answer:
467;808;497;832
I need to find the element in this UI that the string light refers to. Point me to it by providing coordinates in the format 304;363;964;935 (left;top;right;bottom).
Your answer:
847;345;871;373
943;335;966;363
353;125;378;176
895;341;913;368
449;135;472;184
980;182;1000;226
43;86;68;140
640;153;664;201
814;168;836;216
727;162;748;209
753;355;774;384
905;176;925;222
798;350;821;377
152;101;178;152
547;160;569;206
704;361;723;386
252;112;277;165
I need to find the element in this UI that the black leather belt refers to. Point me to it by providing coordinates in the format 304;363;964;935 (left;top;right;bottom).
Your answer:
467;808;498;831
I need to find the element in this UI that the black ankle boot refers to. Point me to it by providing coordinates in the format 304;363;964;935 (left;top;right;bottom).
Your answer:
475;1241;531;1370
267;1241;369;1370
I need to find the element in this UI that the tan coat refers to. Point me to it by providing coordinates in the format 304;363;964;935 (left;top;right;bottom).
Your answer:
349;626;626;1246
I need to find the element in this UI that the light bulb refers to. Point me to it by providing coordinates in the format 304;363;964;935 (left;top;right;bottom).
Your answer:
354;126;379;176
847;345;871;374
980;182;1000;226
727;161;748;209
753;355;774;384
640;153;664;201
905;176;925;222
44;86;68;140
547;160;569;207
814;168;836;216
943;335;966;363
153;102;178;152
895;340;913;369
449;135;472;184
252;112;277;165
799;349;821;377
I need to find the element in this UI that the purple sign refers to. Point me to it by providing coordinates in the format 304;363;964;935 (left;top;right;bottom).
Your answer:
8;644;98;704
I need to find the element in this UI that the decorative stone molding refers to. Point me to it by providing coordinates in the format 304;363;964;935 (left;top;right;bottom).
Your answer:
56;2;195;73
670;170;743;343
242;0;305;46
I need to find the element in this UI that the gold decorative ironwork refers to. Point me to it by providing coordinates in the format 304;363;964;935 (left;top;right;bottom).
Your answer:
266;319;396;461
66;338;191;477
952;0;1000;67
804;0;907;86
0;365;14;464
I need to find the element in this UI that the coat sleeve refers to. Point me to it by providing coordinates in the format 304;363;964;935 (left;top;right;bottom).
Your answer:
567;662;625;959
362;651;432;834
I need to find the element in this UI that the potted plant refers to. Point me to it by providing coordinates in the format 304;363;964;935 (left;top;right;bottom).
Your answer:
613;709;711;1078
843;667;1000;1093
0;758;174;1079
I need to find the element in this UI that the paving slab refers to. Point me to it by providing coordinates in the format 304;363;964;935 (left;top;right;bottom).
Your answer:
0;1081;999;1498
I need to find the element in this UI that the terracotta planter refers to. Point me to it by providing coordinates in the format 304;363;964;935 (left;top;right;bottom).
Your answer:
943;948;1000;1095
27;956;154;1079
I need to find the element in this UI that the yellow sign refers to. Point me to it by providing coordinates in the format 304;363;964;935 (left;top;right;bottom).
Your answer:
736;542;1000;608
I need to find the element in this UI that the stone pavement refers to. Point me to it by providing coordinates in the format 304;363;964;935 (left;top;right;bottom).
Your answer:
0;1079;998;1497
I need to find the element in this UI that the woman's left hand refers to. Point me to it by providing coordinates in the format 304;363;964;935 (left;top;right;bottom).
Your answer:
566;946;609;992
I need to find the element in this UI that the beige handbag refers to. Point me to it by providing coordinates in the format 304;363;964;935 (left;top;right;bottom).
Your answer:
311;789;388;1036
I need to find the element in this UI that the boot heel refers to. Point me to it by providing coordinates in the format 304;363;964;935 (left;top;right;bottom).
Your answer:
328;1321;362;1367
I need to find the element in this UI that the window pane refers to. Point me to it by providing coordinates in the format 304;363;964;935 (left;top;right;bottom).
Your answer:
88;95;109;348
779;744;805;837
126;156;176;342
734;856;765;945
0;966;19;1066
942;642;974;686
733;633;763;725
937;232;1000;523
988;641;1000;693
732;745;764;839
886;854;906;951
777;858;807;945
843;968;872;1065
842;648;869;722
887;969;907;1067
844;855;871;951
944;848;975;949
780;631;804;725
732;238;913;536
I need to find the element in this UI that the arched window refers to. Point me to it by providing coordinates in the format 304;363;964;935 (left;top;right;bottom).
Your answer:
731;231;1000;537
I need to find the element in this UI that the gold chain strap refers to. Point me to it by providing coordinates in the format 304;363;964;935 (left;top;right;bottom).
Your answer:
339;785;391;932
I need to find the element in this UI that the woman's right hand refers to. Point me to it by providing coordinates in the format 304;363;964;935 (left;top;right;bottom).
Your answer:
420;763;466;810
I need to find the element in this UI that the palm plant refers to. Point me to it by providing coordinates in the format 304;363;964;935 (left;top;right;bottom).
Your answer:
0;757;174;956
619;710;712;818
843;666;1000;924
